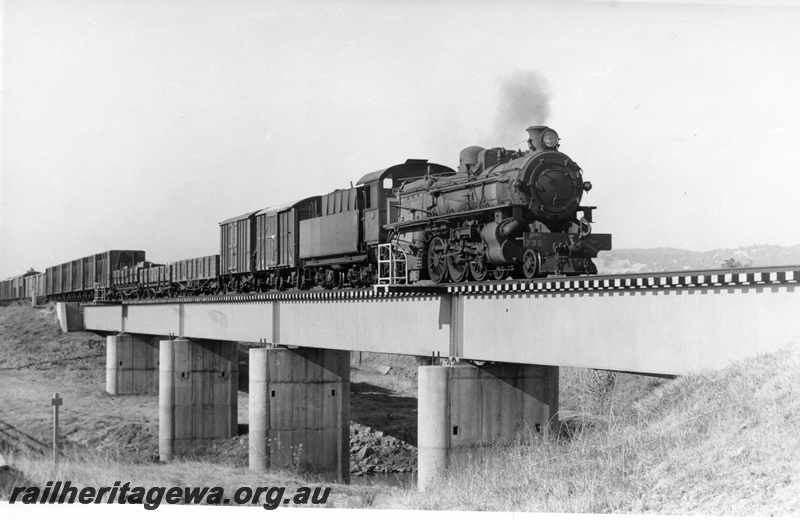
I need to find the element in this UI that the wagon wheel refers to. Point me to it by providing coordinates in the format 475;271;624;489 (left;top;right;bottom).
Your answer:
469;261;488;282
426;237;449;284
447;253;469;283
522;249;541;279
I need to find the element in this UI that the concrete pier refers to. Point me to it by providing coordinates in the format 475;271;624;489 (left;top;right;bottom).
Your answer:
417;362;559;490
106;334;160;395
249;347;350;482
158;338;238;460
55;302;83;332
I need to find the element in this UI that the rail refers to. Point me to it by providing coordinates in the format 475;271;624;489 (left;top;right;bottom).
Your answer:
83;264;800;306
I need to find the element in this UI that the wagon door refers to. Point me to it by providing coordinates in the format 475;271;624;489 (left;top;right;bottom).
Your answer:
220;224;231;274
255;214;266;271
229;221;239;272
266;213;278;268
256;211;280;270
279;210;295;267
220;219;245;274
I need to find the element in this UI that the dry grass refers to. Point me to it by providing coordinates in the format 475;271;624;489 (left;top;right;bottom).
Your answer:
0;303;104;371
0;305;408;508
0;447;391;508
386;346;800;514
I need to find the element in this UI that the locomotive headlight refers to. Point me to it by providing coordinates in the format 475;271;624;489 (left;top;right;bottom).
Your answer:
542;129;559;148
583;181;593;192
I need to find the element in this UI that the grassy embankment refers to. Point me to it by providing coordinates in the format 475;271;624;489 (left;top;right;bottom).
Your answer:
392;348;800;514
1;304;799;513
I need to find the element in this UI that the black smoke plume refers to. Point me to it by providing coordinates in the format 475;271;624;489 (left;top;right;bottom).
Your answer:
492;70;552;147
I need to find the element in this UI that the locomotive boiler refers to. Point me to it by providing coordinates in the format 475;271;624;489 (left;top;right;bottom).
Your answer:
388;126;611;282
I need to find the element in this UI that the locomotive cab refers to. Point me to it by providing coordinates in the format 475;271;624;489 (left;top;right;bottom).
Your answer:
356;160;455;244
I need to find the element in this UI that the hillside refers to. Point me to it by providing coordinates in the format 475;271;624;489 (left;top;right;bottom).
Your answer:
596;243;800;274
397;346;800;514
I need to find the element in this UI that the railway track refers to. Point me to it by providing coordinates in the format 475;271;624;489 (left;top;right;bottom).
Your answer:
89;264;800;306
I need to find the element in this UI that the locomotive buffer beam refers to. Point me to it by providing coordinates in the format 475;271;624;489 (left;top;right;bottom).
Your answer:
524;232;612;257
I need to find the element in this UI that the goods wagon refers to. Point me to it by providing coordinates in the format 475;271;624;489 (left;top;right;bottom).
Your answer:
59;262;72;296
44;250;146;301
219;210;259;285
0;274;24;302
139;263;171;298
0;270;42;304
95;250;146;292
113;264;142;299
45;266;60;299
252;197;320;290
25;272;45;303
0;278;10;301
12;274;24;300
171;254;219;295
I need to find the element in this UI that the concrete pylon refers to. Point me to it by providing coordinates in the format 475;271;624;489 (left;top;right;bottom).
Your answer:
55;302;83;332
249;347;350;483
106;334;160;395
159;338;238;460
418;362;559;490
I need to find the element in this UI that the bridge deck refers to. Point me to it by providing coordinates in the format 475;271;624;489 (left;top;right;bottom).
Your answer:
82;266;800;376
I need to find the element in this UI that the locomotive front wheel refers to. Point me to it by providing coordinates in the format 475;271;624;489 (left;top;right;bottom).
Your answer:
427;237;449;284
491;267;510;280
447;254;469;283
522;249;541;279
469;261;488;282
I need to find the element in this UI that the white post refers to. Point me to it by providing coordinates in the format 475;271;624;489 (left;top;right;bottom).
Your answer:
51;393;63;466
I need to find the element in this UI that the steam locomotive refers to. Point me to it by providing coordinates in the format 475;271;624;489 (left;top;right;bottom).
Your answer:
0;126;611;303
389;126;611;283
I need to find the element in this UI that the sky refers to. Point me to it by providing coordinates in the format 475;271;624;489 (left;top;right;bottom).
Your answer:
1;0;799;279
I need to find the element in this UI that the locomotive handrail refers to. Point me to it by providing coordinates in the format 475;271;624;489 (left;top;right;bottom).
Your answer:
385;204;517;229
392;204;435;215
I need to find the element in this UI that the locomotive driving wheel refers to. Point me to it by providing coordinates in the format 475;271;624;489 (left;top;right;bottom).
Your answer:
427;237;449;284
469;261;488;282
447;253;469;283
522;249;541;279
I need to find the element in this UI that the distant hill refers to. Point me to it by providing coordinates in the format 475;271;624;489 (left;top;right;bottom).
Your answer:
595;244;800;275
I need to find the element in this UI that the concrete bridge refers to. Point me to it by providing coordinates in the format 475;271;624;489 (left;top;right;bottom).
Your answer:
59;266;800;488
